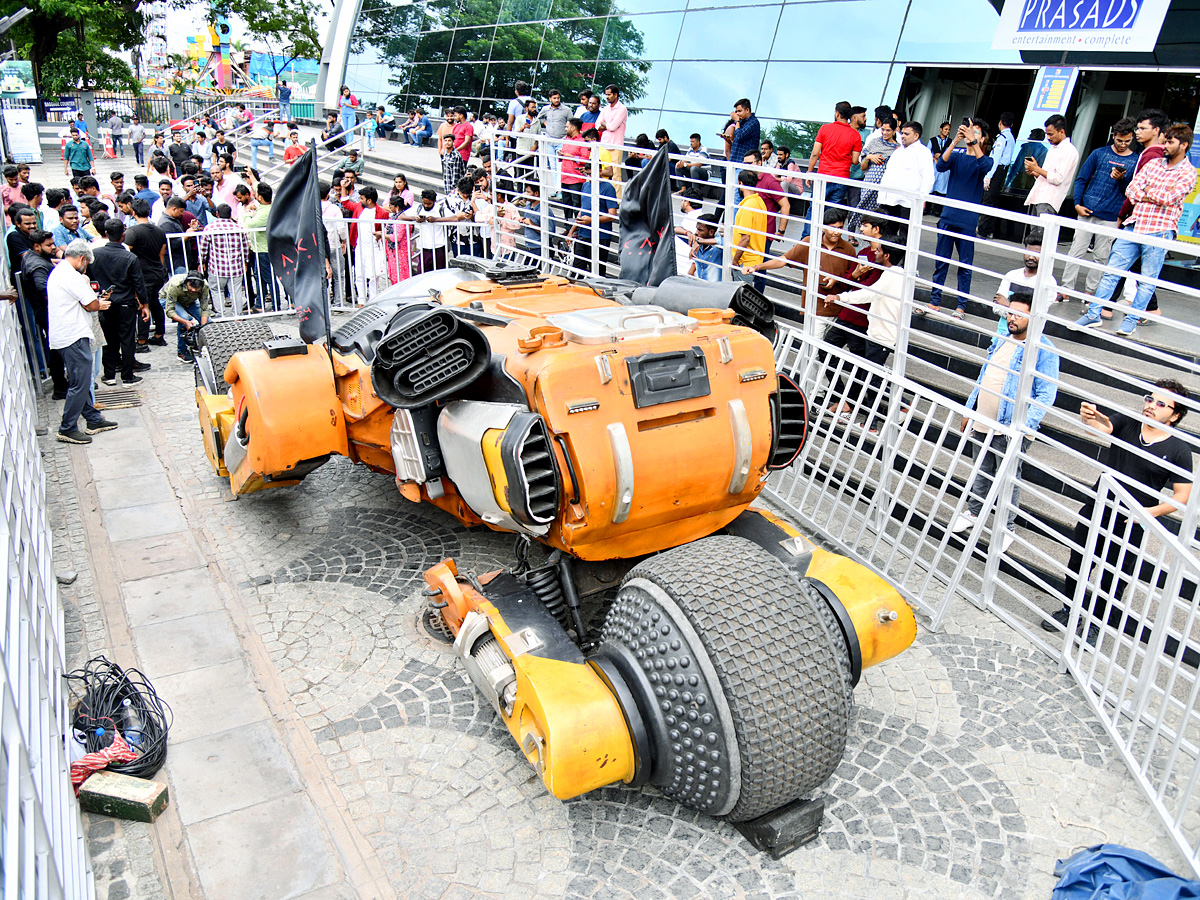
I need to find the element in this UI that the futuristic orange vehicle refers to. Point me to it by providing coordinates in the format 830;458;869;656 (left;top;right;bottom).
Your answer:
193;260;916;855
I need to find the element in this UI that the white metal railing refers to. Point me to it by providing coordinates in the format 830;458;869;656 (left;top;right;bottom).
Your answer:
0;303;96;900
1062;472;1200;875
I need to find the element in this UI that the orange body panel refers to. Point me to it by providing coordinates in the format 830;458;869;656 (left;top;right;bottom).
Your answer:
224;344;350;494
209;275;782;559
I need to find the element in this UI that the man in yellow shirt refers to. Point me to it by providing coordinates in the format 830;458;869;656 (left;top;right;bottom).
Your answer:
732;169;767;290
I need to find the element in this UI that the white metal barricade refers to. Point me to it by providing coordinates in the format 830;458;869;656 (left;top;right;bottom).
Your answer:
1062;472;1200;876
0;303;95;900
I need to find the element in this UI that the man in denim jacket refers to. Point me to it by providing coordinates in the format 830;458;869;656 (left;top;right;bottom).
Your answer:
952;292;1059;552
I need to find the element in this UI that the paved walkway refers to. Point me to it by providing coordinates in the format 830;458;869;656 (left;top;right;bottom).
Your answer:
37;307;1192;900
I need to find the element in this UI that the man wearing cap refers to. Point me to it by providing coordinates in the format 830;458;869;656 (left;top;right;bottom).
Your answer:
161;270;211;362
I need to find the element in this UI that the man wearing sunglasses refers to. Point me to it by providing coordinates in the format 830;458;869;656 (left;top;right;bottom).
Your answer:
1043;378;1193;635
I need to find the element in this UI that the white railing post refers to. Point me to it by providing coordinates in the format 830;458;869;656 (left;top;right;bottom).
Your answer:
721;161;737;282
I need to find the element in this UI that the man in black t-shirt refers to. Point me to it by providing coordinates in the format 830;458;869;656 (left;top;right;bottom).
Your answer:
125;197;168;345
1044;378;1194;634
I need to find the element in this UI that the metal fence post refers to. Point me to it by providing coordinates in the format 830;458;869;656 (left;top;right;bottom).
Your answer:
721;161;737;282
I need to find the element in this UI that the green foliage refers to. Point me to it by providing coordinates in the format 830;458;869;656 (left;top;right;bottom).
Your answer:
765;121;822;160
349;0;648;114
6;0;146;94
38;31;140;94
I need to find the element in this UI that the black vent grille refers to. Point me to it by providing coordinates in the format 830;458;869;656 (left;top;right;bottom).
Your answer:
769;374;809;470
374;315;454;366
519;420;558;524
369;308;491;408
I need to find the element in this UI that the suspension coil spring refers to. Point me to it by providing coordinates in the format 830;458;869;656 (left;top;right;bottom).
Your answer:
524;563;569;629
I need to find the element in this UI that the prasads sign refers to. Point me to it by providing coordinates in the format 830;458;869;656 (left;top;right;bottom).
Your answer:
992;0;1171;52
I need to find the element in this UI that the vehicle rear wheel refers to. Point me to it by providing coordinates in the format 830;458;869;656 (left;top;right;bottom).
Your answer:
597;535;851;822
195;319;275;394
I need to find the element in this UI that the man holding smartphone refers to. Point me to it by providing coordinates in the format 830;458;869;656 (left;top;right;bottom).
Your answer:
49;240;118;443
1023;114;1079;239
1061;118;1135;296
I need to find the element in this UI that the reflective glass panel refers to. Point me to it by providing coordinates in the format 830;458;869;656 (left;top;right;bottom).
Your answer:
896;0;1020;65
594;59;669;112
500;0;554;24
409;62;451;99
550;0;613;18
758;61;891;122
655;110;731;151
442;61;490;97
773;1;905;60
449;25;496;60
490;22;547;61
610;0;684;13
662;60;766;112
600;12;683;60
544;17;607;59
538;60;600;99
675;5;780;60
484;61;534;102
413;29;453;63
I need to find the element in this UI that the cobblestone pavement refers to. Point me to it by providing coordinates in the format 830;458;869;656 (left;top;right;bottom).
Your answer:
25;152;1192;900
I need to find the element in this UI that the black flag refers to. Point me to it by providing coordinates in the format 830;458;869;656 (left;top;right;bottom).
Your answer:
267;140;328;344
618;144;677;287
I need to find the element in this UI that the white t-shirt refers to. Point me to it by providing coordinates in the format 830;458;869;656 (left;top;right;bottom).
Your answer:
995;266;1058;335
407;201;447;249
47;260;97;350
675;207;701;275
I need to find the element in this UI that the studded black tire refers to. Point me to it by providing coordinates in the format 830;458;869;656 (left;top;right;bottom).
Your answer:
195;319;275;394
600;535;852;822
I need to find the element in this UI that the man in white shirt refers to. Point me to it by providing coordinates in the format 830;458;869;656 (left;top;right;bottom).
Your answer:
354;186;386;306
876;121;935;223
676;133;710;193
320;182;349;306
993;235;1060;337
1023;114;1079;237
48;240;118;443
191;132;213;171
673;194;702;275
402;189;456;273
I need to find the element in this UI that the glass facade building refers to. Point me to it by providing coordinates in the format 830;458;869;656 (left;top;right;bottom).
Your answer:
328;0;1200;154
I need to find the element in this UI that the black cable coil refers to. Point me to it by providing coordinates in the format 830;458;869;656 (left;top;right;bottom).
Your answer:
66;656;173;779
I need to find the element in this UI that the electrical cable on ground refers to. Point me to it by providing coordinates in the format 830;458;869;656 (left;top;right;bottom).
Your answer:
65;656;172;779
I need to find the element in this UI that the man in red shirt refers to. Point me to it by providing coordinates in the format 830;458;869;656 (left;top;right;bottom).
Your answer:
805;101;862;207
283;130;305;165
558;117;590;214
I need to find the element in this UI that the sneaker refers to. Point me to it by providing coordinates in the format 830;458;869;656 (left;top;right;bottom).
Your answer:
132;361;151;372
178;352;193;363
1001;530;1015;554
84;418;118;435
135;343;151;354
1116;320;1138;336
950;512;976;534
148;335;167;346
1040;606;1070;632
56;429;92;445
1083;623;1100;647
122;374;143;385
52;389;68;400
1074;315;1103;329
100;374;117;386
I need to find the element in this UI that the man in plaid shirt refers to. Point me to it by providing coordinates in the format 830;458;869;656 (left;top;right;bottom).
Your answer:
199;203;250;315
1077;123;1196;335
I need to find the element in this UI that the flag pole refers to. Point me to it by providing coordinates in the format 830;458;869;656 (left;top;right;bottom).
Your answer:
311;138;335;375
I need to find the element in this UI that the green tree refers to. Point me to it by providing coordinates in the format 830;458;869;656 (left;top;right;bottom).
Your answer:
5;0;146;95
38;30;139;95
349;0;648;115
765;121;822;161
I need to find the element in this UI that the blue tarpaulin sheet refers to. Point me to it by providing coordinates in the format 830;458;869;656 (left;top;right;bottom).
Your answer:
246;52;318;81
1052;845;1200;900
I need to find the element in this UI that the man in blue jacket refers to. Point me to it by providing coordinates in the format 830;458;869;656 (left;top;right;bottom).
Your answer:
1061;118;1135;296
927;118;993;317
951;291;1059;552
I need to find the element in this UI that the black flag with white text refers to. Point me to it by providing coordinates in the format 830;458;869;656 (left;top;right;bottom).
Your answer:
267;141;328;344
